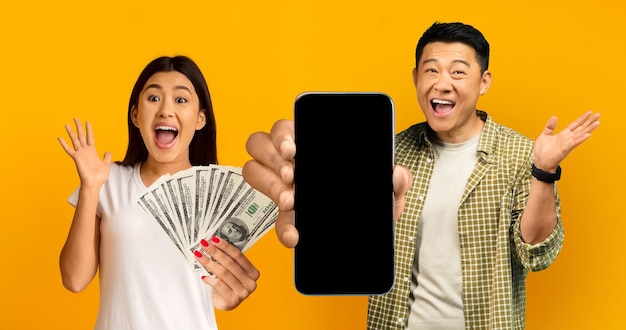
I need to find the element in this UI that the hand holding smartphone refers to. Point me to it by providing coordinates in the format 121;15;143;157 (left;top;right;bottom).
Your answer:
293;92;395;295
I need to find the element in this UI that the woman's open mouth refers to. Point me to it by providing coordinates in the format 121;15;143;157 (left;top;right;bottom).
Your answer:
154;125;179;148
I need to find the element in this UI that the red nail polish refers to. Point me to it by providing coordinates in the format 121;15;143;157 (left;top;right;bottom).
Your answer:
200;239;209;247
211;236;221;243
201;276;207;280
194;250;203;258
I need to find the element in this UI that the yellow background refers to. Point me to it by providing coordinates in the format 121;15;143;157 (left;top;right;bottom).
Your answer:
1;0;623;329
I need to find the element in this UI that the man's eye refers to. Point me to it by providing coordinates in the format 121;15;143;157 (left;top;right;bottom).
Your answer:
149;95;160;102
176;97;187;103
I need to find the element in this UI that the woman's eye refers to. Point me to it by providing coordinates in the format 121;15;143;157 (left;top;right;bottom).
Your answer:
176;97;187;103
149;95;160;102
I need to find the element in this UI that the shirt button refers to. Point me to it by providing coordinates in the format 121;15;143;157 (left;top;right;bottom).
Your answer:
398;317;404;324
426;158;432;163
403;277;409;283
408;236;414;242
418;195;424;201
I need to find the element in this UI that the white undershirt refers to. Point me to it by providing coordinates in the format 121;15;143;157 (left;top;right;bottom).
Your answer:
407;134;480;329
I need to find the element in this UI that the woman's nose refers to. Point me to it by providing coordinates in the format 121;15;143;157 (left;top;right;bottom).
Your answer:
157;101;174;117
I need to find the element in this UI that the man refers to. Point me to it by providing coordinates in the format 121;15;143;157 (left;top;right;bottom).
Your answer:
242;22;600;329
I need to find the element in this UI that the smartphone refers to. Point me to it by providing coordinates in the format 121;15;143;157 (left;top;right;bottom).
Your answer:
293;92;395;295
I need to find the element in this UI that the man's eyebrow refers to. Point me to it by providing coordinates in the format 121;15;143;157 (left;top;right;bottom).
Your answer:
421;58;470;66
452;59;470;66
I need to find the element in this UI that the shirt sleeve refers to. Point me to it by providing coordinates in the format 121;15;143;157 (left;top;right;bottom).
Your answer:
511;178;565;272
67;185;103;218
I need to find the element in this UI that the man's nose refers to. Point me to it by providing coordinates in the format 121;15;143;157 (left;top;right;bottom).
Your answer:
433;73;453;93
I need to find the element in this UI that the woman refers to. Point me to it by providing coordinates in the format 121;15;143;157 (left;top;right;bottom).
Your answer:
58;55;258;329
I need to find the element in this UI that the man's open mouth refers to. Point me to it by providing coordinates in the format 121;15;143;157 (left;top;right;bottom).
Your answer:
431;99;455;114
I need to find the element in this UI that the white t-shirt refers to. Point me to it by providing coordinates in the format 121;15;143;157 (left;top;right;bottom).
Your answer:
69;163;218;330
407;134;480;329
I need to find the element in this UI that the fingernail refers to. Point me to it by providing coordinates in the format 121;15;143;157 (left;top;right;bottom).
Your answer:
211;236;221;243
200;239;209;247
193;250;203;258
201;275;207;280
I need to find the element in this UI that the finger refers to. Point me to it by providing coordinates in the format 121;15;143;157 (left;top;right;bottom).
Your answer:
85;121;95;146
204;276;245;311
57;137;74;156
269;119;296;160
274;210;298;248
246;131;294;184
578;112;601;134
197;239;258;294
392;165;413;222
242;160;294;211
208;236;260;280
567;111;600;133
202;274;249;311
205;262;256;300
193;250;222;284
64;123;81;150
73;118;88;146
564;111;590;133
564;112;601;148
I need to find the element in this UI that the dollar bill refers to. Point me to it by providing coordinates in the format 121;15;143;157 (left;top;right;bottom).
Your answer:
135;165;278;276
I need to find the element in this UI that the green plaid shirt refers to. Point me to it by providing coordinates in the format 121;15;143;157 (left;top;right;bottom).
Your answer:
367;111;564;329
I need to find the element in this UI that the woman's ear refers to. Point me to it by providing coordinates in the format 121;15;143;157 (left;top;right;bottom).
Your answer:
131;105;139;127
196;109;207;130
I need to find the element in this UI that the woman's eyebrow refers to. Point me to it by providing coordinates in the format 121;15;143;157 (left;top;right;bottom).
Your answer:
174;85;192;93
143;83;162;91
143;84;192;93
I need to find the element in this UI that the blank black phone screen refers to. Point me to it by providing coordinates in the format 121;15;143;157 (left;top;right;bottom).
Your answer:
293;92;395;295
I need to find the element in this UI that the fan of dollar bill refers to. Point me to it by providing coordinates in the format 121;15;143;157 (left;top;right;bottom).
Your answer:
135;165;278;276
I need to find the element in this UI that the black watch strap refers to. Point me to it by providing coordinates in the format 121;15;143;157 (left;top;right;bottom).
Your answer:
531;164;561;183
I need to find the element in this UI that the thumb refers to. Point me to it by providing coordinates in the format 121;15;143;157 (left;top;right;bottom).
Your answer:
274;210;298;248
103;152;113;164
542;116;558;136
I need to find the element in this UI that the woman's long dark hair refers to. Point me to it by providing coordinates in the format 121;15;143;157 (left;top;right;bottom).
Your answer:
117;55;218;166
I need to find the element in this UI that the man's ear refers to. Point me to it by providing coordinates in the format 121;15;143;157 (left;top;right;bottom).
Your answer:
196;109;207;130
480;70;492;95
131;105;139;127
